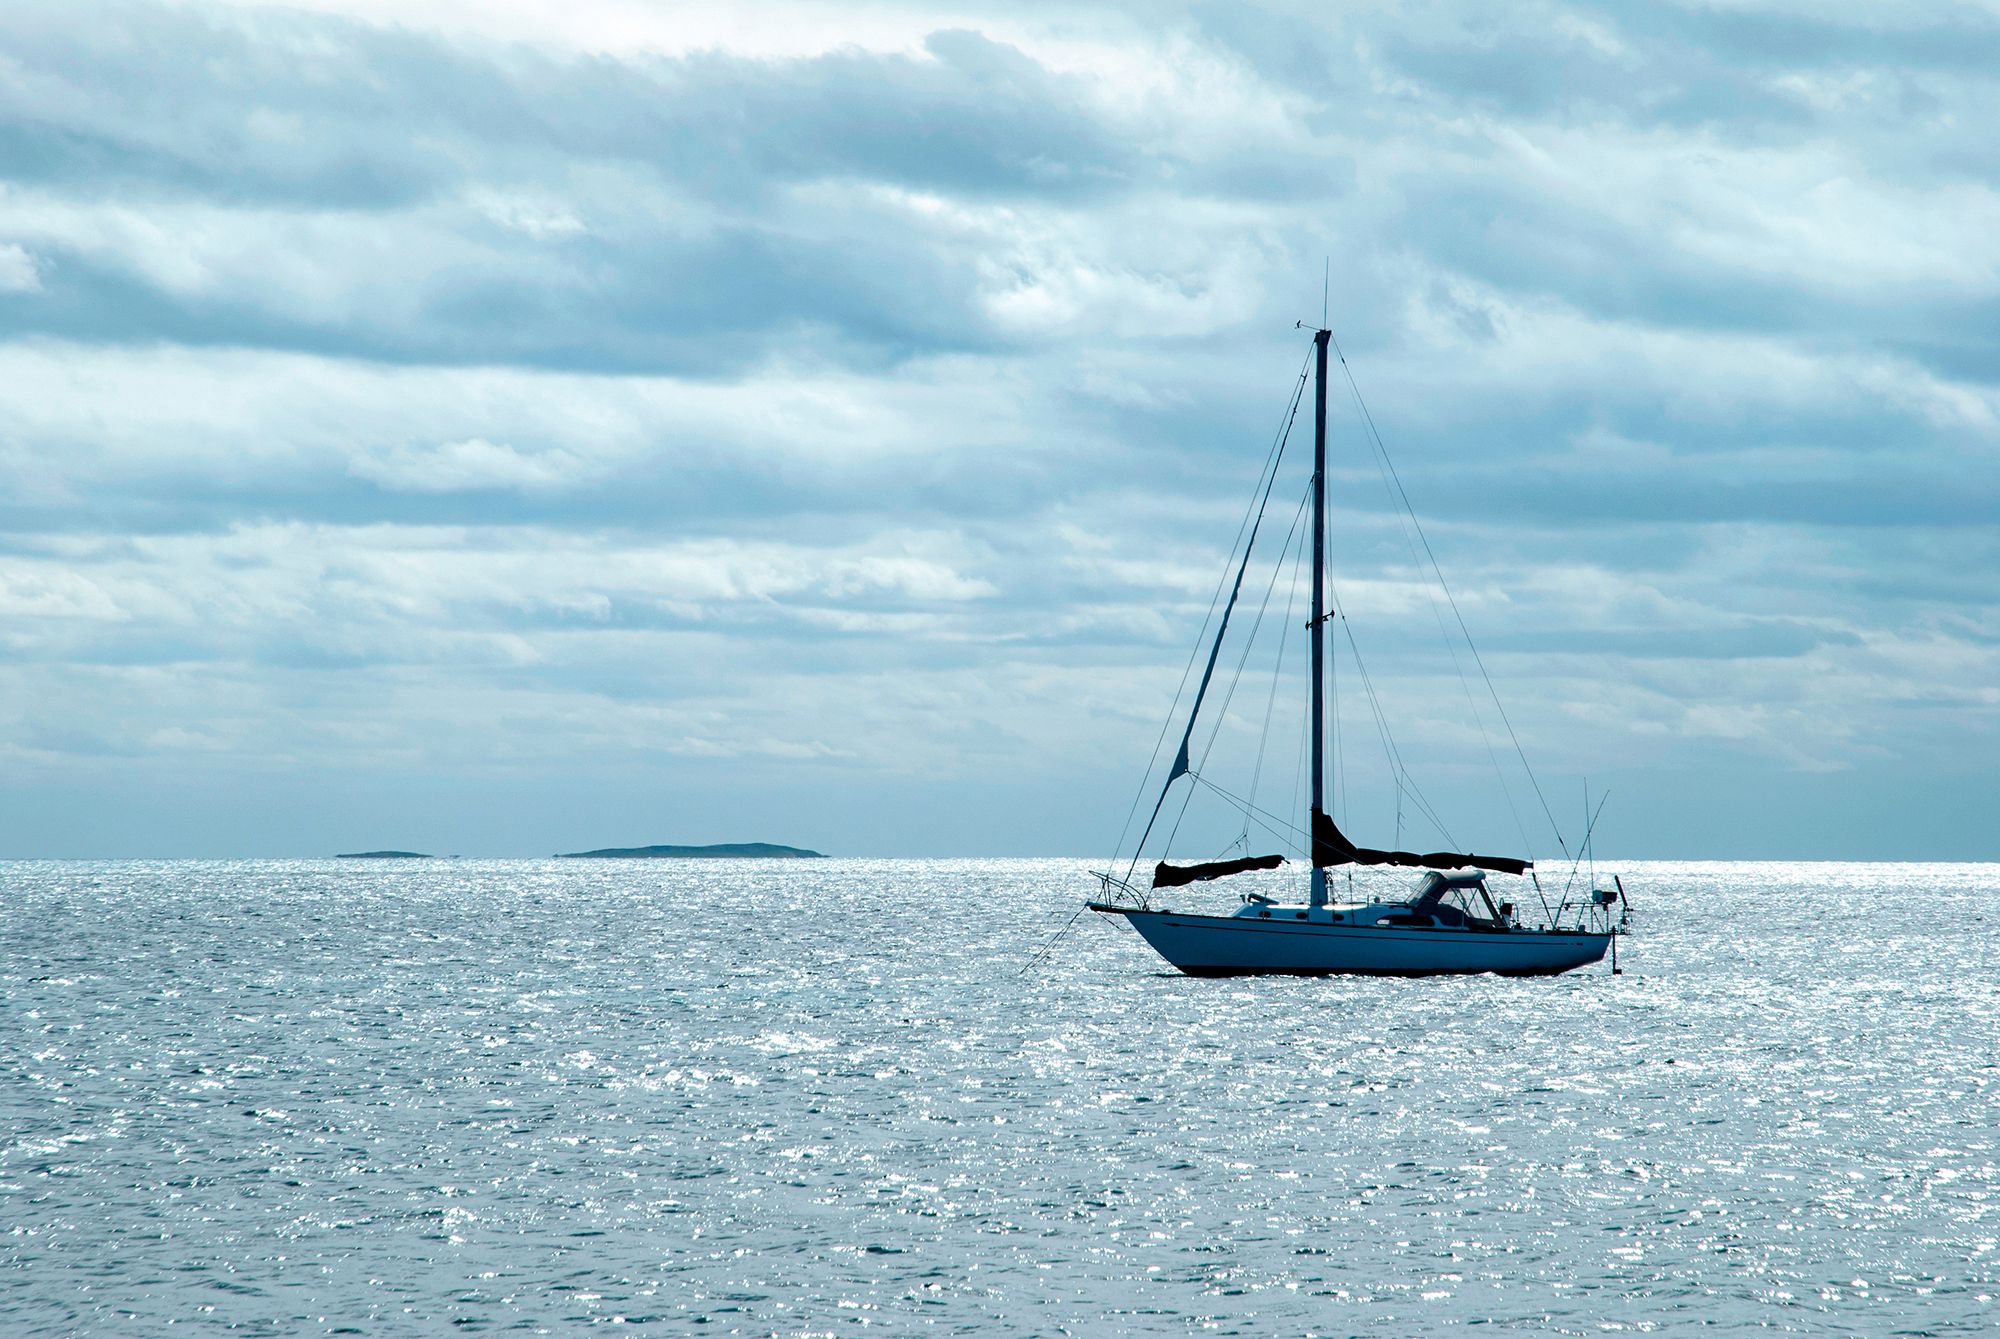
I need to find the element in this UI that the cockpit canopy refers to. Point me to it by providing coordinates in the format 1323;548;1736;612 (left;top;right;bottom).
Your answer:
1401;871;1508;928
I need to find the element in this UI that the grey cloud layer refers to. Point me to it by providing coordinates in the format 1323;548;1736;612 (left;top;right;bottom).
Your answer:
1;0;1996;856
1;10;1167;372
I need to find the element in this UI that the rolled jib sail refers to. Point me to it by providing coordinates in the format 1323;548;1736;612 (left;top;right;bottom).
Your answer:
1312;809;1531;877
1151;853;1286;889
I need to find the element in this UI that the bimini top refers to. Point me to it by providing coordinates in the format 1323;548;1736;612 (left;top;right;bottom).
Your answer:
1406;869;1507;928
1413;871;1488;899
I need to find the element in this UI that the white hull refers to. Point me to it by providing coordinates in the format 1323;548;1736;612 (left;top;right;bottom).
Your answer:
1096;905;1611;977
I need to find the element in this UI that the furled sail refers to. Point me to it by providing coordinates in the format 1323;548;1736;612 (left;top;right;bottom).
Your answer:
1123;425;1294;883
1312;809;1530;877
1168;490;1277;784
1151;853;1285;889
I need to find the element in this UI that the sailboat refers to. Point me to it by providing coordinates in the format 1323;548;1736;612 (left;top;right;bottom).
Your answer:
1088;326;1622;977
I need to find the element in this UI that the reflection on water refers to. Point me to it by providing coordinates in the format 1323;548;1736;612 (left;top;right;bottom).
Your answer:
3;859;1996;1335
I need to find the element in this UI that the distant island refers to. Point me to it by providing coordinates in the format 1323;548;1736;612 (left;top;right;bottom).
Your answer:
557;842;824;859
336;850;432;859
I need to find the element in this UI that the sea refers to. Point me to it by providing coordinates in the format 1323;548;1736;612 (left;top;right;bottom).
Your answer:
3;858;1994;1336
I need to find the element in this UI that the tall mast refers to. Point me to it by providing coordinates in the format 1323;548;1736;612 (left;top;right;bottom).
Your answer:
1309;328;1330;909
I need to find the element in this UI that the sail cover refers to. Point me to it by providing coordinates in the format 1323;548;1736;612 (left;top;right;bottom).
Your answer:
1312;810;1530;877
1152;853;1285;889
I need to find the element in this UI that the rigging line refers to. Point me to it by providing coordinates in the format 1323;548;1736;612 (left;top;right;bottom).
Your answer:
1146;523;1276;874
1324;330;1551;844
1112;349;1312;875
1329;596;1446;841
1157;734;1207;868
1587;779;1596;893
1191;772;1312;850
1330;569;1344;825
1321;580;1396;780
1335;609;1407;817
1244;485;1309;839
1339;357;1532;864
1189;484;1312;785
1285;545;1312;856
1106;608;1223;872
1020;900;1092;978
1208;485;1307;850
1368;413;1520;855
1558;788;1612;904
1126;370;1307;880
1159;491;1303;866
1191;771;1304;841
1159;486;1307;874
1112;348;1313;855
1326;327;1571;862
1336;610;1458;849
1324;515;1345;831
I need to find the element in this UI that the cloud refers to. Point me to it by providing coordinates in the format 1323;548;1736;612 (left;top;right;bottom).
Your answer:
0;241;39;292
350;439;593;494
0;6;1343;374
2;1;1998;857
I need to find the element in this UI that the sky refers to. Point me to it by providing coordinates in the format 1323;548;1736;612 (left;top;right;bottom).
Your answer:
2;0;1997;860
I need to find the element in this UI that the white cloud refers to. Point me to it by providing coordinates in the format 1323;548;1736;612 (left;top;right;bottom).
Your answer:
0;568;125;620
8;1;2000;856
351;438;591;493
467;190;587;241
0;241;40;292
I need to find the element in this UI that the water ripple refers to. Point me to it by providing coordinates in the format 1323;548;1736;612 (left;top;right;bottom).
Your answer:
2;858;1996;1335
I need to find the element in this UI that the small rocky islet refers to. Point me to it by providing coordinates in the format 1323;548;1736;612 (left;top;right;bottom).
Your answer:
334;842;823;859
556;842;824;859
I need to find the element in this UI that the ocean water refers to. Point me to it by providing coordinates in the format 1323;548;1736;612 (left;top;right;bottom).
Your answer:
3;858;1995;1337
